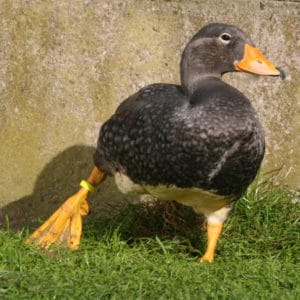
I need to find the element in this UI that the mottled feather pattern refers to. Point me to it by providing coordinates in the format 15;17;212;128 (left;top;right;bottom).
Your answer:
94;80;265;198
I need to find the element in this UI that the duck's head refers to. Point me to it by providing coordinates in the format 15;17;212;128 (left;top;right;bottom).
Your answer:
180;23;285;94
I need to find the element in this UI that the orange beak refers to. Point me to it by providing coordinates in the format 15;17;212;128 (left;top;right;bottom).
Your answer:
235;44;280;76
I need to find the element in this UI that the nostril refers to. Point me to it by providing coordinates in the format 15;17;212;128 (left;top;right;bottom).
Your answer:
257;60;262;64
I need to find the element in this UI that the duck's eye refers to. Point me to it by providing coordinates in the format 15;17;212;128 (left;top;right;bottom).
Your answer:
220;33;231;43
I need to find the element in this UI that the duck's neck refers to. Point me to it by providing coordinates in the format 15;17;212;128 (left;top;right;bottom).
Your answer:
180;41;223;95
180;69;222;95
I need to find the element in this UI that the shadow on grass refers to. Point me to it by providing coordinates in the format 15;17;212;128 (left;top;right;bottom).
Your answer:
83;200;206;255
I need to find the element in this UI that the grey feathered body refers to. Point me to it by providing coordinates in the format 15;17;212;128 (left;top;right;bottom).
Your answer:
94;78;265;199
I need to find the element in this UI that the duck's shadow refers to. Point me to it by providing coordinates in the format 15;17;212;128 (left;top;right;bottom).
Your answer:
0;145;132;231
83;199;205;252
1;145;205;250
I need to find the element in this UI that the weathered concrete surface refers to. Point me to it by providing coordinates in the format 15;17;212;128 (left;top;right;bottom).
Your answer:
0;0;299;227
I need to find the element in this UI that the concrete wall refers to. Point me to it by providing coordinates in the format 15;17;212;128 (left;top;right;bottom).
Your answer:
0;0;299;228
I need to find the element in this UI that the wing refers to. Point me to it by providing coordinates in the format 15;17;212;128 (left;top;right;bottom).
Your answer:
94;83;187;176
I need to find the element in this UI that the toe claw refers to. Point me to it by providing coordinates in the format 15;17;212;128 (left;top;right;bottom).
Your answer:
199;254;214;263
68;213;82;250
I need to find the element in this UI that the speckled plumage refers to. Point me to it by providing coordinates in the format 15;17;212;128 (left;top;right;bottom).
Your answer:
95;79;264;199
94;23;266;201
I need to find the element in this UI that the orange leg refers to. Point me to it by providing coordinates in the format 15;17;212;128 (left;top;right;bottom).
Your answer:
199;222;224;263
26;166;106;250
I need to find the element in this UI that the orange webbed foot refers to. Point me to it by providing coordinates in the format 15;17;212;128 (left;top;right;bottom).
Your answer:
199;222;224;264
26;167;106;250
26;189;89;250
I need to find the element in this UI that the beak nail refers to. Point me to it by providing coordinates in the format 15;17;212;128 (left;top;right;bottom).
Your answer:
277;67;286;80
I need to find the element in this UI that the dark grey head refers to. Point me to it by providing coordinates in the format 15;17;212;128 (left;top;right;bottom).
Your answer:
180;23;282;94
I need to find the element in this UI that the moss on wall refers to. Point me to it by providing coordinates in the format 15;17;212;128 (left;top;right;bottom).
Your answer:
0;0;299;226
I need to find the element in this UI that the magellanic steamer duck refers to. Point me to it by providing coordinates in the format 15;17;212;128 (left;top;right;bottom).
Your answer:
27;23;285;263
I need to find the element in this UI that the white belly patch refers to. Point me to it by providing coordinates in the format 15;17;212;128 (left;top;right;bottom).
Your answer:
114;172;232;222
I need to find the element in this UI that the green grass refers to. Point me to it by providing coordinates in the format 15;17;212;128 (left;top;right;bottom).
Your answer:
0;179;299;299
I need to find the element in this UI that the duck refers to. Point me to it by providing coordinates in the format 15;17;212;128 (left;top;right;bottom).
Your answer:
27;23;284;263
